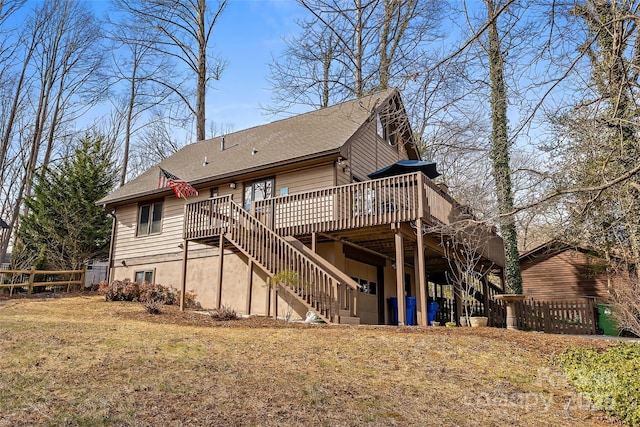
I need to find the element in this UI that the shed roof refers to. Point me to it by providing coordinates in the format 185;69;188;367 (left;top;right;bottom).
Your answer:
99;88;402;207
519;240;601;262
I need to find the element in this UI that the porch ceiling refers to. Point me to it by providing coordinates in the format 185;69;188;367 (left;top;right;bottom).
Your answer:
314;224;451;271
308;222;498;277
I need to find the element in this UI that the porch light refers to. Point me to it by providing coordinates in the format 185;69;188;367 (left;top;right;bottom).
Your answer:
229;183;236;189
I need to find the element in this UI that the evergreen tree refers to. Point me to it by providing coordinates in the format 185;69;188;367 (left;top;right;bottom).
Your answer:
14;134;117;270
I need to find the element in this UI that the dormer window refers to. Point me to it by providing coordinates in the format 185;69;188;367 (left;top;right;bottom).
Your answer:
376;112;391;144
376;113;384;139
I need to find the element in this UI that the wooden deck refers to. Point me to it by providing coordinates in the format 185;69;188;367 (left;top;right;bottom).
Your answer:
184;172;505;268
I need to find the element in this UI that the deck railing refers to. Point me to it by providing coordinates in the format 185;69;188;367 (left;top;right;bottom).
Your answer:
184;172;505;267
254;172;428;236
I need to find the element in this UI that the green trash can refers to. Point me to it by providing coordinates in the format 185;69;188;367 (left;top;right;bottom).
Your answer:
597;304;618;336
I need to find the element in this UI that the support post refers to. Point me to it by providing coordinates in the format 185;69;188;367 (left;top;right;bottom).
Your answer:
395;230;406;326
272;279;278;319
482;276;490;319
265;277;271;317
245;260;253;315
499;269;506;292
311;232;317;253
28;266;35;295
179;240;189;311
79;267;87;293
415;218;427;326
216;234;224;309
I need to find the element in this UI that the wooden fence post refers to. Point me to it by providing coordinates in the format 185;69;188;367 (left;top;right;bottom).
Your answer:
28;266;35;295
79;266;86;292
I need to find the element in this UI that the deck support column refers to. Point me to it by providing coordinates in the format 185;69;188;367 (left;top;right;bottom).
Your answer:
265;277;271;316
482;275;490;319
414;218;427;326
245;260;253;315
179;240;189;311
272;279;278;319
499;268;506;292
394;229;406;326
216;234;225;309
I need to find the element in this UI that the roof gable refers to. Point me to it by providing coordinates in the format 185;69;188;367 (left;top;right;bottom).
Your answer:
99;88;406;206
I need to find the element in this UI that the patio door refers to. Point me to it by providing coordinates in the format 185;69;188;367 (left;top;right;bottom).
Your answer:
244;178;274;211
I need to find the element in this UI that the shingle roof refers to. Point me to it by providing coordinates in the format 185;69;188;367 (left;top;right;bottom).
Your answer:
98;88;399;206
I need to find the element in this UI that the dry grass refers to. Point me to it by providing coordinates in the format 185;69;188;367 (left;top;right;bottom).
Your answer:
0;295;619;426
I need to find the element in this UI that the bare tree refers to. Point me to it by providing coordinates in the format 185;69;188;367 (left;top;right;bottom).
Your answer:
128;111;186;173
430;220;495;325
0;0;105;265
267;0;444;112
113;0;228;142
534;0;640;283
610;267;640;337
106;19;176;186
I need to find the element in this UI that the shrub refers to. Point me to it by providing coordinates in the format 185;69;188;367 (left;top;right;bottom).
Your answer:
98;279;141;302
178;290;200;309
142;297;163;314
99;280;198;310
209;304;238;321
559;343;640;426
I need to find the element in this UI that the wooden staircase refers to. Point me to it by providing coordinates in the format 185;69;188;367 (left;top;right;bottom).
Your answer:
188;196;360;324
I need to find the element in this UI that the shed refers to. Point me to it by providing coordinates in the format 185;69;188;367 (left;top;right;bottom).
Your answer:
520;241;610;301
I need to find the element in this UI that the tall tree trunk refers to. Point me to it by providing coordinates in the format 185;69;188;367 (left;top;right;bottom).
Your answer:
196;0;207;141
321;33;334;108
486;0;522;293
379;0;391;91
120;59;139;187
354;0;363;97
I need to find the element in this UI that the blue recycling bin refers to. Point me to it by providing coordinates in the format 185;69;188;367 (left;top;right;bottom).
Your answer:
388;297;398;325
388;297;417;325
406;297;417;326
427;301;439;325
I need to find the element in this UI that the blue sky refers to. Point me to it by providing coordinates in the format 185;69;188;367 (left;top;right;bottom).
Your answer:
80;0;306;136
205;0;306;131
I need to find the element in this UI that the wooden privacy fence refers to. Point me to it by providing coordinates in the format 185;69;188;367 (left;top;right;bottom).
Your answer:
513;298;597;335
0;267;86;295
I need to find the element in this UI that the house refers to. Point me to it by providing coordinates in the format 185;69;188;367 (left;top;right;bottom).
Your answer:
98;88;505;326
520;240;610;301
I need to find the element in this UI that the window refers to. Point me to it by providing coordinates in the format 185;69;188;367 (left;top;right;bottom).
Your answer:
134;270;154;283
376;113;384;139
137;201;163;236
210;187;219;198
353;188;376;216
244;178;274;210
355;277;376;295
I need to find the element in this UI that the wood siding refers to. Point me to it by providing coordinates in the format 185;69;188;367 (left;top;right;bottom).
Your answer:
112;194;211;262
521;249;610;301
346;119;405;181
276;163;335;195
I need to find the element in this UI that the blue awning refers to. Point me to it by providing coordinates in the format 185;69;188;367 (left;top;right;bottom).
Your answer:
367;160;441;180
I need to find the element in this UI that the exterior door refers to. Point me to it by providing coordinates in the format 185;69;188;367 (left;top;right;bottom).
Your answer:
244;178;274;211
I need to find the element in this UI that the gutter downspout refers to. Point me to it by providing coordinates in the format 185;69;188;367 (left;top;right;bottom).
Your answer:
104;205;117;284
